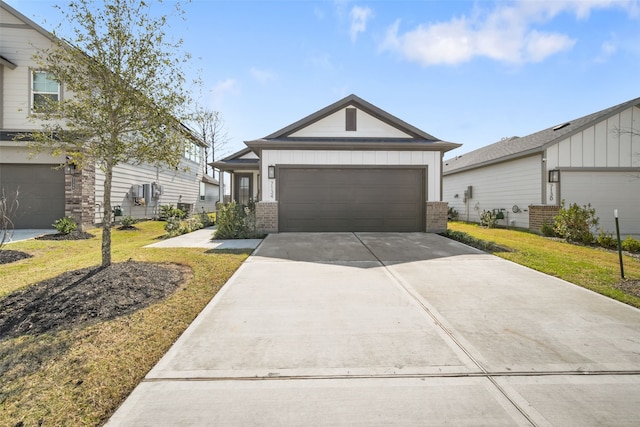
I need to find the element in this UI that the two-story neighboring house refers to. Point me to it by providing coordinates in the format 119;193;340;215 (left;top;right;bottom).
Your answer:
0;1;212;229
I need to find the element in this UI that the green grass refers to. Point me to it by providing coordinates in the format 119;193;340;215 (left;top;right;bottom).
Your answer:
0;221;250;426
447;222;640;308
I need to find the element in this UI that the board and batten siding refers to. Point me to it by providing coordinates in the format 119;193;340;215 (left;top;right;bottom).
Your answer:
289;107;412;139
546;105;640;170
443;155;541;228
94;158;203;223
260;149;442;203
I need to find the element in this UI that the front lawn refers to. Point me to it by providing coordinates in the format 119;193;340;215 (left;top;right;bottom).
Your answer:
0;221;250;426
447;222;640;308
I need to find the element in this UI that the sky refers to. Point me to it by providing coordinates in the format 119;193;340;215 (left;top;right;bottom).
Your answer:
6;0;640;159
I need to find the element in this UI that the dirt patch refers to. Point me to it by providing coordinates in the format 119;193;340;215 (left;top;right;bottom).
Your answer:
35;231;95;241
617;279;640;299
0;250;32;265
0;261;190;341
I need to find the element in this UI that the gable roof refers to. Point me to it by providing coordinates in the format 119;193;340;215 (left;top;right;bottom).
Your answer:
210;147;259;171
443;96;640;175
0;1;57;41
245;94;461;153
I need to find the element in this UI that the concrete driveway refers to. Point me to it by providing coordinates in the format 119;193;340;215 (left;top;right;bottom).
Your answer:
107;232;640;426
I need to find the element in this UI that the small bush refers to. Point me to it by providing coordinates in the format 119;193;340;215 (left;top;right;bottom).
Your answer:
448;207;459;221
540;221;556;237
120;215;138;227
622;236;640;253
159;204;187;220
596;229;617;249
164;217;181;236
553;200;599;244
53;216;77;235
480;210;497;228
215;200;259;239
208;212;216;224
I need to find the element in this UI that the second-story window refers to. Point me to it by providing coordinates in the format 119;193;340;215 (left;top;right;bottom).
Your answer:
31;70;60;111
184;140;201;163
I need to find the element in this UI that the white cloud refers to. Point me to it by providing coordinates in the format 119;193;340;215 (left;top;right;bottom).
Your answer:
595;40;618;63
250;67;276;84
209;78;239;108
379;0;636;66
349;5;373;42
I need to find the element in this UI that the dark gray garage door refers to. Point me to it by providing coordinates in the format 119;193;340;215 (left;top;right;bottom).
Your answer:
278;167;425;232
0;164;65;228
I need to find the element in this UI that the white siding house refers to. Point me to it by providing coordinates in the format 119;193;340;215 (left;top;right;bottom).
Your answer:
0;2;209;228
214;94;460;233
443;97;640;237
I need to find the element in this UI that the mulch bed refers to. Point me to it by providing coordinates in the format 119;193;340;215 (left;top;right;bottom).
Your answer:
35;231;95;241
0;261;189;340
0;250;32;265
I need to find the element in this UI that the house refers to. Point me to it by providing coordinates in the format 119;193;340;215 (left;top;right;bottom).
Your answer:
213;94;460;233
443;97;640;237
0;1;212;229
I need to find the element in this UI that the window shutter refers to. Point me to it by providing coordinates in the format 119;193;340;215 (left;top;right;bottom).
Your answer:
346;108;357;131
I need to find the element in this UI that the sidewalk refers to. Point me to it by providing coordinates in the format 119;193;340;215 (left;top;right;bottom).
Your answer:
144;227;262;250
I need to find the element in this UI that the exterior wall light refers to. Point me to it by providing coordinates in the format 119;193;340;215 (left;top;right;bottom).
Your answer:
65;162;76;175
268;165;276;179
548;170;560;183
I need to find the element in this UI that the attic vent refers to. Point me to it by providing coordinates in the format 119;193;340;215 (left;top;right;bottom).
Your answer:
346;107;357;131
553;122;570;131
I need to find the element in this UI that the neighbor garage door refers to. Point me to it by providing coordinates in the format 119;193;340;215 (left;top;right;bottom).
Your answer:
278;167;425;232
0;164;65;228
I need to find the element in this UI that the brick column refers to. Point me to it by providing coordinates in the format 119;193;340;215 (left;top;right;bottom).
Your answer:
426;201;448;233
65;162;96;231
528;204;560;233
256;201;278;233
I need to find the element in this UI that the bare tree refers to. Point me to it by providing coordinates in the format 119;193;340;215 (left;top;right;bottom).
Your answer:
190;107;229;177
0;188;19;250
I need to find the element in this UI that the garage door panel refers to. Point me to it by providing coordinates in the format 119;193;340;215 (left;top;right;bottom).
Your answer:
0;164;65;228
279;167;425;232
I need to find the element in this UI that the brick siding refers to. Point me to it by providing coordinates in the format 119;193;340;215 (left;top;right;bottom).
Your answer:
256;201;278;233
65;163;96;231
529;204;560;233
426;201;448;233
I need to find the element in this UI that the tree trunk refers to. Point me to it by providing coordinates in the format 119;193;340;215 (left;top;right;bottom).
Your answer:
101;164;113;268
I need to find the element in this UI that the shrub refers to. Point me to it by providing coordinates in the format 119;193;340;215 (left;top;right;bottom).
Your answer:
540;221;556;237
214;202;246;239
215;200;259;239
208;212;216;224
622;236;640;253
164;217;181;236
553;200;599;244
448;207;459;221
596;229;617;249
120;215;138;227
159;204;187;220
480;210;497;228
53;216;77;235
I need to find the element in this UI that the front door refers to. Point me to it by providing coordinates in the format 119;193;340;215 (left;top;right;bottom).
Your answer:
234;174;252;206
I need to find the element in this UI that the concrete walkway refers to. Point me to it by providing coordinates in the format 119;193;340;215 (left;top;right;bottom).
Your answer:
4;229;56;243
108;232;640;426
145;227;262;250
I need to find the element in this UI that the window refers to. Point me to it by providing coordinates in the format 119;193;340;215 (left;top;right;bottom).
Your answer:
199;182;206;201
346;107;357;131
184;140;202;163
31;70;60;111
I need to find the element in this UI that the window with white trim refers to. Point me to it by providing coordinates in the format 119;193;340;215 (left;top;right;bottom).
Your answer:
183;140;202;163
31;70;60;111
